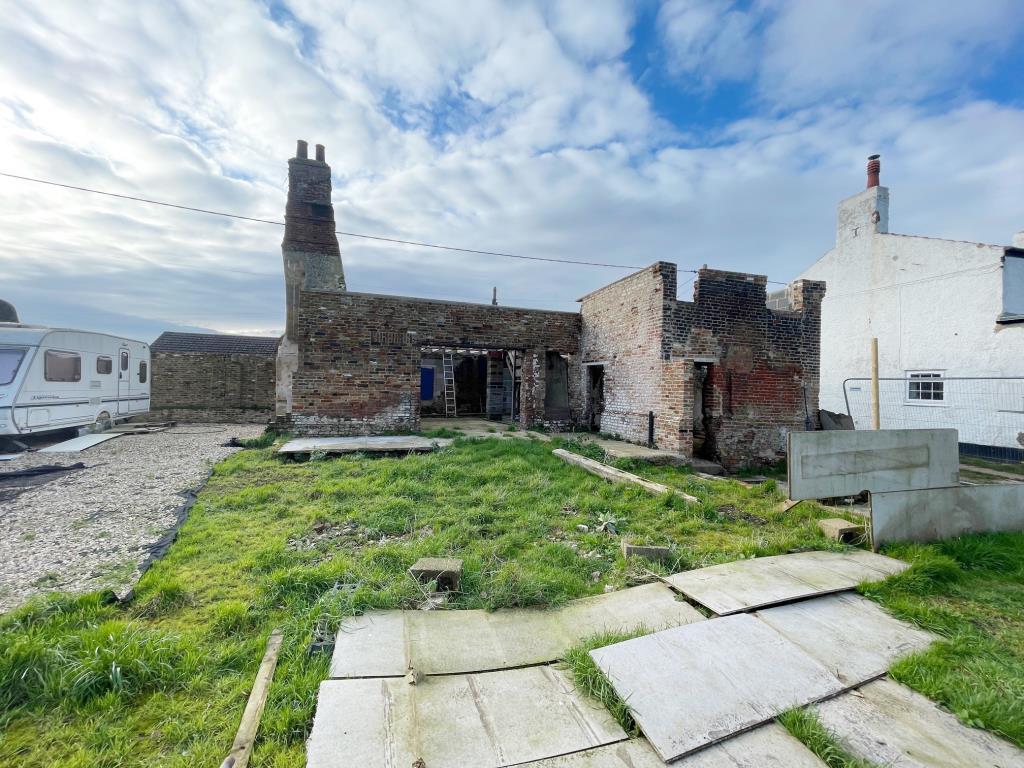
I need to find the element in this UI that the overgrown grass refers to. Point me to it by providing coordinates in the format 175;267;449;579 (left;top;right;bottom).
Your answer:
859;533;1024;746
777;708;878;768
2;434;1021;766
561;629;647;734
960;455;1024;476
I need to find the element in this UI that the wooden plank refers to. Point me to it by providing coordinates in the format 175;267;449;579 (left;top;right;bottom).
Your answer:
554;449;699;503
223;629;284;768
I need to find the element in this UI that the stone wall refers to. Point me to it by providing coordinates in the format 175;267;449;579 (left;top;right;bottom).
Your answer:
288;290;581;435
150;352;275;424
581;262;825;468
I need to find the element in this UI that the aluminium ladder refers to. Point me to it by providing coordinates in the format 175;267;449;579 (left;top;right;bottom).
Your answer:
442;351;457;417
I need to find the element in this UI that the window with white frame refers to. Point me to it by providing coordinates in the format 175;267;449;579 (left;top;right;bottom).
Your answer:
906;371;944;403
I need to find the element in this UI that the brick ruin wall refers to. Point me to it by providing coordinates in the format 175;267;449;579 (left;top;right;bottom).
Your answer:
150;351;275;424
287;290;581;435
581;262;824;468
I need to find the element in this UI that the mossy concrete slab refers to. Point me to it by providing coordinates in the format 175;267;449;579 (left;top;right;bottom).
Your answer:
815;678;1024;767
531;724;826;766
330;582;703;678
665;550;907;615
755;593;935;685
589;614;845;762
306;665;626;768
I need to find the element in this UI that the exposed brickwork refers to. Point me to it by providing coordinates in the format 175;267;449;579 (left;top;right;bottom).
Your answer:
150;351;275;424
288;290;581;435
581;262;825;469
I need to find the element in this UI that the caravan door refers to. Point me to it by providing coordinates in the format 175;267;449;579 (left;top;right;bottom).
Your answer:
117;347;130;415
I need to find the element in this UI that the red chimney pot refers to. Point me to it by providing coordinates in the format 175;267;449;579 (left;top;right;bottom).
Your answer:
867;154;881;188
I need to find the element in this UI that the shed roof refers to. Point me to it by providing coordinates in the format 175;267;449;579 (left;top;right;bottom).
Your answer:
152;331;279;356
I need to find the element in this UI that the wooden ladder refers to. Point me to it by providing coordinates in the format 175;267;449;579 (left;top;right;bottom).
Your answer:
442;351;457;417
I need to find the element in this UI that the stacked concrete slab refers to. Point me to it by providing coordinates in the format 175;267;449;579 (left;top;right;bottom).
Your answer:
787;428;1024;547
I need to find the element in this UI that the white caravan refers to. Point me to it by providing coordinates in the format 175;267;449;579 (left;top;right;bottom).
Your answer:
0;324;150;436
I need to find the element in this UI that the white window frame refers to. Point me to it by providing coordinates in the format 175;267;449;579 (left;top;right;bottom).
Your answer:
905;370;947;406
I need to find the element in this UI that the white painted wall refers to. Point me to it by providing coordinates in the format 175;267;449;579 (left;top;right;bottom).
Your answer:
799;186;1024;450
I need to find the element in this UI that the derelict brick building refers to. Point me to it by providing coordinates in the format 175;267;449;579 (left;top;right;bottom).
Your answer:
275;141;825;467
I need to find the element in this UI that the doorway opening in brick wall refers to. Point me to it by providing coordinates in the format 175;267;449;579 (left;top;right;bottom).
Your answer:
693;362;718;460
586;364;605;430
420;348;522;420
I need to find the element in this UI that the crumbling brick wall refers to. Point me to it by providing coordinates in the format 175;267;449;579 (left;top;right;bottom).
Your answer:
150;352;275;424
288;290;581;435
581;262;825;468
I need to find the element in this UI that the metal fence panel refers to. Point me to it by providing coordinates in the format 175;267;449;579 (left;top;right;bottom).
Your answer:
843;377;1024;462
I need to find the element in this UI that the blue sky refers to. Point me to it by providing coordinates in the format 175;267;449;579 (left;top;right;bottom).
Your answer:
1;0;1022;340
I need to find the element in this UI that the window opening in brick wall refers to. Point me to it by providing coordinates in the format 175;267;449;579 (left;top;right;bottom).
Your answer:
694;362;718;460
906;371;945;405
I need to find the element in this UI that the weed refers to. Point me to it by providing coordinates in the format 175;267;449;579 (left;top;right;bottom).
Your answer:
778;708;878;768
562;630;647;734
238;431;277;450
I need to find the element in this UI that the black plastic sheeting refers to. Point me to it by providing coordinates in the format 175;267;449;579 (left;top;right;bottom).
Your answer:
0;462;86;503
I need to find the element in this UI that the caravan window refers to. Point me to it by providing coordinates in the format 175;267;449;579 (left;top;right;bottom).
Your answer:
44;350;81;382
97;356;113;374
120;351;129;371
138;360;148;383
0;348;25;385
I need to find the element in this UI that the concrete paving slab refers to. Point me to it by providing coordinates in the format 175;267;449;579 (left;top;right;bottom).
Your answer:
664;550;908;615
815;678;1024;767
589;613;846;761
756;593;935;685
870;484;1024;548
330;582;702;677
788;429;959;500
306;666;626;768
38;433;122;452
277;435;452;454
531;724;826;767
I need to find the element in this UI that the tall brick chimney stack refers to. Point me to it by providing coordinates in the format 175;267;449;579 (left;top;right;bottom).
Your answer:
282;139;346;298
278;140;346;419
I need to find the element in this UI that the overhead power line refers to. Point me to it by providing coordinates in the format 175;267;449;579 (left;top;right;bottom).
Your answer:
0;171;644;270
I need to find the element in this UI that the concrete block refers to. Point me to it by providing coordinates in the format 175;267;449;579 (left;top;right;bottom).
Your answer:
817;517;865;542
408;557;462;591
787;429;959;501
621;541;674;562
870;483;1024;548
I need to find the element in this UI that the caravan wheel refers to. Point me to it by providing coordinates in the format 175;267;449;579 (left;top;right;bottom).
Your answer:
92;411;113;433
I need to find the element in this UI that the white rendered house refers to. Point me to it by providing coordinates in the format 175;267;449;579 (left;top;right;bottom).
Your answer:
795;157;1024;458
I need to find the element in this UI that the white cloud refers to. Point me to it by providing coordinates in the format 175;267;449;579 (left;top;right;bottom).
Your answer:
0;0;1021;344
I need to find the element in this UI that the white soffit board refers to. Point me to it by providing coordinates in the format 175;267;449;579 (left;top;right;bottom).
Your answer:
530;724;826;767
278;435;452;454
815;678;1024;768
871;484;1024;547
38;433;121;452
305;666;626;768
664;550;908;615
330;582;703;678
787;429;959;500
589;614;845;762
755;593;935;686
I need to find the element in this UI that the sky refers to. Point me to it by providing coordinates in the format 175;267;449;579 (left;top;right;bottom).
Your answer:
1;0;1022;342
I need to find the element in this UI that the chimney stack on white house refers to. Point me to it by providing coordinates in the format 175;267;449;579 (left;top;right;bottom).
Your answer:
836;154;889;246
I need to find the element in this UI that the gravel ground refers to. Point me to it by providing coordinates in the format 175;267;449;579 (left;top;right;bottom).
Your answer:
0;424;265;613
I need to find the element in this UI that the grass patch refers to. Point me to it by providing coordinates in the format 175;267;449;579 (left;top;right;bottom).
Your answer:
960;456;1024;476
860;532;1024;746
778;708;878;768
562;630;645;734
3;434;1021;766
237;430;277;449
